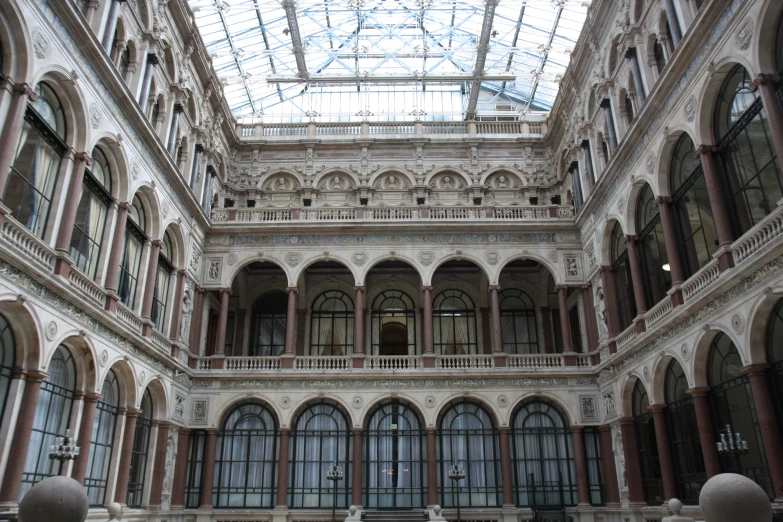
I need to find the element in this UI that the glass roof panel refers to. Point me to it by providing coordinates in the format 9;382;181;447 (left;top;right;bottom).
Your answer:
188;0;589;122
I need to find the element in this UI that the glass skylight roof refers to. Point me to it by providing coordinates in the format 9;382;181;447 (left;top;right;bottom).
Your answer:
188;0;589;122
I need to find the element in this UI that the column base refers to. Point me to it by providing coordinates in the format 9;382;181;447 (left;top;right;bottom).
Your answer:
281;353;295;369
500;505;521;522
105;292;120;312
272;506;290;522
211;356;225;369
715;245;735;272
53;252;73;279
633;316;646;334
422;353;436;368
493;352;507;367
352;353;365;369
0;501;17;512
563;352;577;366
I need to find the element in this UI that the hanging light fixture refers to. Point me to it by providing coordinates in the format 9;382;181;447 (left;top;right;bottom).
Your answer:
716;424;749;457
49;429;80;463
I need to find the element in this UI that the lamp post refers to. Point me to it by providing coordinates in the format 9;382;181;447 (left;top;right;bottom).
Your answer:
448;461;465;522
327;462;344;522
49;429;80;473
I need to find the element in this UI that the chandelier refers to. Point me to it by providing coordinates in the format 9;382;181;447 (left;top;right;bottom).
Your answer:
716;424;748;457
49;429;80;462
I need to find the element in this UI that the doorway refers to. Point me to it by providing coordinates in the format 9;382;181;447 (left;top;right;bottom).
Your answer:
380;323;408;356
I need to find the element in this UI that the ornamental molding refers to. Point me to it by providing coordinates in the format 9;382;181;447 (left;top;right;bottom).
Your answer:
185;377;599;389
231;232;558;246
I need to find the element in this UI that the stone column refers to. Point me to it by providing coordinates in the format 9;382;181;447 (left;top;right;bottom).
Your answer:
599;425;621;507
140;239;162;321
202;166;216;213
276;428;291;508
101;0;126;50
0;371;47;506
498;427;514;506
103;202;131;311
649;404;678;501
138;54;158;114
426;427;438;506
53;152;93;277
170;428;190;509
601;99;619;151
557;287;573;353
662;0;682;47
743;365;783;500
71;392;102;483
0;83;36;200
751;74;783;170
148;421;170;508
655;197;685;304
571;426;591;506
190;145;204;192
167;104;184;155
581;284;599;351
353;287;366;362
199;429;218;508
189;286;205;353
488;285;503;353
352;428;363;507
619;418;646;506
581;140;596;188
215;288;230;355
625;236;648;327
114;408;142;505
422;285;434;355
625;47;647;105
696;145;735;270
284;287;298;356
687;388;721;478
169;269;186;340
599;267;620;353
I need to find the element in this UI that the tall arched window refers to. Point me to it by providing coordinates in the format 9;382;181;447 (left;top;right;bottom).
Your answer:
624;92;635;124
708;334;772;498
364;399;425;508
118;195;147;310
768;299;783;417
511;399;577;508
20;345;75;500
5;82;66;238
185;430;208;508
438;399;501;508
632;380;663;504
499;289;539;354
127;389;152;507
636;185;671;308
251;291;287;356
214;401;279;507
70;145;112;279
289;401;352;508
664;360;705;503
371;290;416;356
670;134;718;277
433;290;478;355
0;314;14;427
715;65;783;235
151;231;173;331
85;369;120;506
310;291;354;356
654;38;666;75
611;223;636;331
119;45;131;80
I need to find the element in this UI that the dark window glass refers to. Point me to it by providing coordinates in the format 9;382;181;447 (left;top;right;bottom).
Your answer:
371;290;416;356
611;223;636;331
310;291;354;355
0;314;15;433
71;146;112;279
632;380;663;504
85;370;119;506
636;185;672;308
654;40;666;75
251;292;287;356
583;428;606;506
185;430;207;508
625;94;634;123
500;289;539;354
433;290;478;355
127;390;153;507
769;299;783;419
118;195;146;310
151;232;173;331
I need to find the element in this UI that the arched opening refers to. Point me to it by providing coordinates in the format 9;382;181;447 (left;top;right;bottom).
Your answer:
85;369;120;506
151;230;174;331
250;291;287;356
654;38;666;75
768;298;783;416
611;222;636;331
433;290;477;355
437;399;501;508
632;380;663;504
126;389;152;507
372;290;415;356
118;194;148;312
499;289;539;354
310;291;354;356
363;399;426;508
0;313;15;429
214;400;279;507
289;400;352;508
636;184;671;309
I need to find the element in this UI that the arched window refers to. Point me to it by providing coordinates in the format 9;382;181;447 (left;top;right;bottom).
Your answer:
6;82;66;238
0;314;15;429
85;369;120;506
708;334;772;498
624;92;635;123
583;428;606;505
715;65;783;235
127;389;152;507
151;231;174;331
363;399;426;508
251;291;287;356
438;399;501;508
632;380;663;504
654;39;666;75
119;45;131;80
670;134;718;277
636;185;671;308
664;360;705;503
20;345;75;500
289;401;352;508
185;430;208;508
499;289;539;354
371;290;416;356
768;299;783;417
310;291;354;355
214;401;279;507
71;145;112;279
433;290;478;355
118;195;147;310
511;399;577;508
611;223;636;331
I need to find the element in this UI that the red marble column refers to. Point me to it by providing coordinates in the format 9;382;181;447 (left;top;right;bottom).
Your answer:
170;428;190;509
284;287;298;355
71;392;103;483
148;421;170;508
352;428;363;506
140;239;163;321
649;405;677;501
199;429;218;508
696;145;735;271
0;83;37;200
169;269;187;340
426;427;438;506
751;74;783;168
599;425;621;507
625;236;648;327
215;288;231;355
743;365;783;499
114;408;141;505
276;428;291;508
104;202;131;311
571;426;591;506
189;287;205;353
557;286;573;353
53;152;92;277
422;286;434;358
488;285;503;353
655;197;686;305
687;388;721;478
498;427;514;506
0;371;47;506
581;284;599;352
353;287;366;364
618;418;645;506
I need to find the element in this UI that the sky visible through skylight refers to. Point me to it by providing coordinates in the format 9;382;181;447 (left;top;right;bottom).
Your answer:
188;0;589;123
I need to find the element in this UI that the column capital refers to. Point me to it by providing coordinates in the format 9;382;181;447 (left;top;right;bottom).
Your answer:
206;428;220;435
82;392;104;403
741;363;769;376
648;403;666;413
146;53;160;65
125;408;143;418
278;427;291;435
623;234;639;244
156;420;172;429
749;73;781;92
151;239;163;248
25;370;49;383
425;426;437;433
624;47;638;60
12;82;37;101
352;427;363;435
654;196;672;206
219;287;231;295
74;152;93;166
571;425;585;433
354;286;366;293
597;265;613;274
687;387;710;397
581;281;593;290
617;416;635;425
286;286;299;294
498;426;510;434
118;201;132;212
421;285;433;292
177;268;187;276
488;284;501;292
598;424;612;433
179;427;191;434
695;144;718;157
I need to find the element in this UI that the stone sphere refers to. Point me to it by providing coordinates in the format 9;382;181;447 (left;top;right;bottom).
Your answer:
433;504;442;515
699;473;772;522
107;502;122;518
668;498;683;515
349;505;358;515
18;476;89;522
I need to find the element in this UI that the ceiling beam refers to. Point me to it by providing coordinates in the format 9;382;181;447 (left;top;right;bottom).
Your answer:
281;0;309;78
264;74;517;84
465;0;498;120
